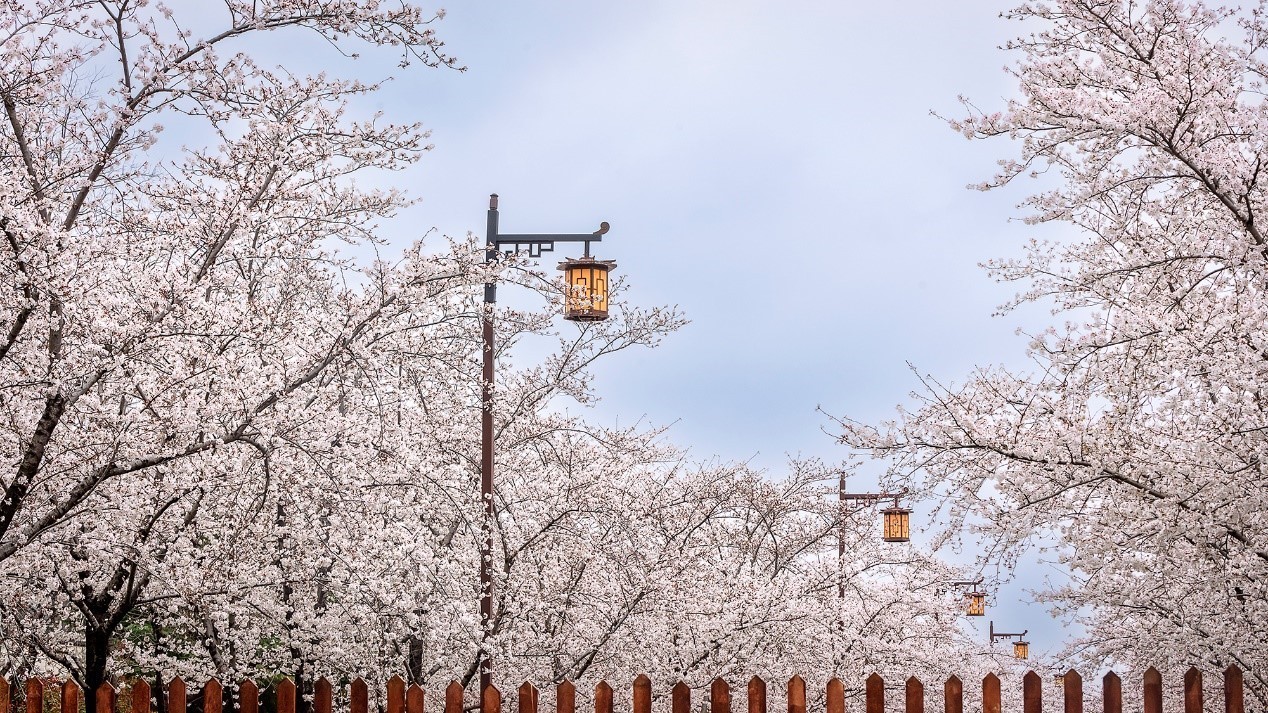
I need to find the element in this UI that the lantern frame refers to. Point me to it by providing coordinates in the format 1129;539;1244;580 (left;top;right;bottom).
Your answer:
966;591;986;616
558;256;617;322
882;506;911;543
1013;641;1030;659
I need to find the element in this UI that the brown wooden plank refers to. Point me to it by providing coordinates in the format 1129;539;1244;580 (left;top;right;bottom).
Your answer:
482;684;501;713
517;680;537;713
943;676;962;713
982;674;1001;713
711;679;730;713
25;679;41;713
0;676;9;713
388;677;406;713
787;677;805;713
595;682;612;713
1223;665;1244;713
276;679;296;713
1101;672;1120;713
1023;671;1041;713
633;676;651;713
62;680;80;713
1062;670;1082;713
671;682;689;713
169;679;187;713
866;674;883;713
96;684;116;713
239;681;259;713
518;683;537;713
1142;668;1161;713
826;679;844;713
350;679;368;713
556;682;574;713
203;679;223;713
407;685;424;713
1183;668;1201;713
444;682;463;713
905;677;923;713
133;680;152;713
313;679;332;713
748;676;766;713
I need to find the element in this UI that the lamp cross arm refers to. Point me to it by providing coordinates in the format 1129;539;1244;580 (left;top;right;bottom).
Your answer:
494;230;606;244
989;620;1028;641
840;487;910;507
490;223;610;259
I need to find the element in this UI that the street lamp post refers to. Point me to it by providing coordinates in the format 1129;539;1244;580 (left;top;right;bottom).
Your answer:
989;620;1030;659
478;194;614;694
949;577;987;616
834;479;912;597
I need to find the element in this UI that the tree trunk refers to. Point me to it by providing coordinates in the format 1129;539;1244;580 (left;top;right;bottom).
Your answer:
407;637;425;684
85;622;110;712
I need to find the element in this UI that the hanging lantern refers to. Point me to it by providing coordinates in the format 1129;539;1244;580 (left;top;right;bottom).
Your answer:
882;506;911;542
558;257;616;322
966;591;986;616
1013;641;1030;659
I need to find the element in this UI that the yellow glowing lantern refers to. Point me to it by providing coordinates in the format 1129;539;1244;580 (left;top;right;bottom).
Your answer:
1014;641;1030;659
966;591;986;617
882;506;911;542
558;257;616;322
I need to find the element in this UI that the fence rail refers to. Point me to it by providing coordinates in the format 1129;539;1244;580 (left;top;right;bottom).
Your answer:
0;667;1249;713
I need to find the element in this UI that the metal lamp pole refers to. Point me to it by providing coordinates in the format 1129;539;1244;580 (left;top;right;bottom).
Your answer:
478;194;612;694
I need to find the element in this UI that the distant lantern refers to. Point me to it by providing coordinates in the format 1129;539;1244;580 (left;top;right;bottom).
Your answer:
966;591;986;617
1014;641;1030;659
558;257;616;321
882;506;911;542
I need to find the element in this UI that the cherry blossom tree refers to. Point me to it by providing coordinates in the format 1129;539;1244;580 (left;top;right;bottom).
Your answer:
840;0;1268;703
0;0;473;694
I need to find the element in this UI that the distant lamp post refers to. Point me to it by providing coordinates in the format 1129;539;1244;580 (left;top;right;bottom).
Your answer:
949;578;987;616
990;620;1030;659
839;486;912;543
478;194;614;694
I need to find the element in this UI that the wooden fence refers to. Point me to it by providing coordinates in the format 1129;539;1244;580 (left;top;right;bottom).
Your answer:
0;666;1251;713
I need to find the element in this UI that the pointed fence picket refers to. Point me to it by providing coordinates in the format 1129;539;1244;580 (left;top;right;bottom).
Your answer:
315;678;333;713
0;666;1253;713
1022;671;1041;713
633;676;651;713
983;673;1002;713
904;677;922;713
825;678;844;713
518;683;537;713
1062;670;1082;713
746;676;765;713
865;673;883;713
170;678;188;713
1102;671;1121;713
943;675;962;713
787;676;806;713
444;681;463;713
708;679;728;713
1224;666;1244;713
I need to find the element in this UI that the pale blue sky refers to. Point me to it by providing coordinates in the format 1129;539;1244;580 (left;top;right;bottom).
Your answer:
255;0;1079;664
